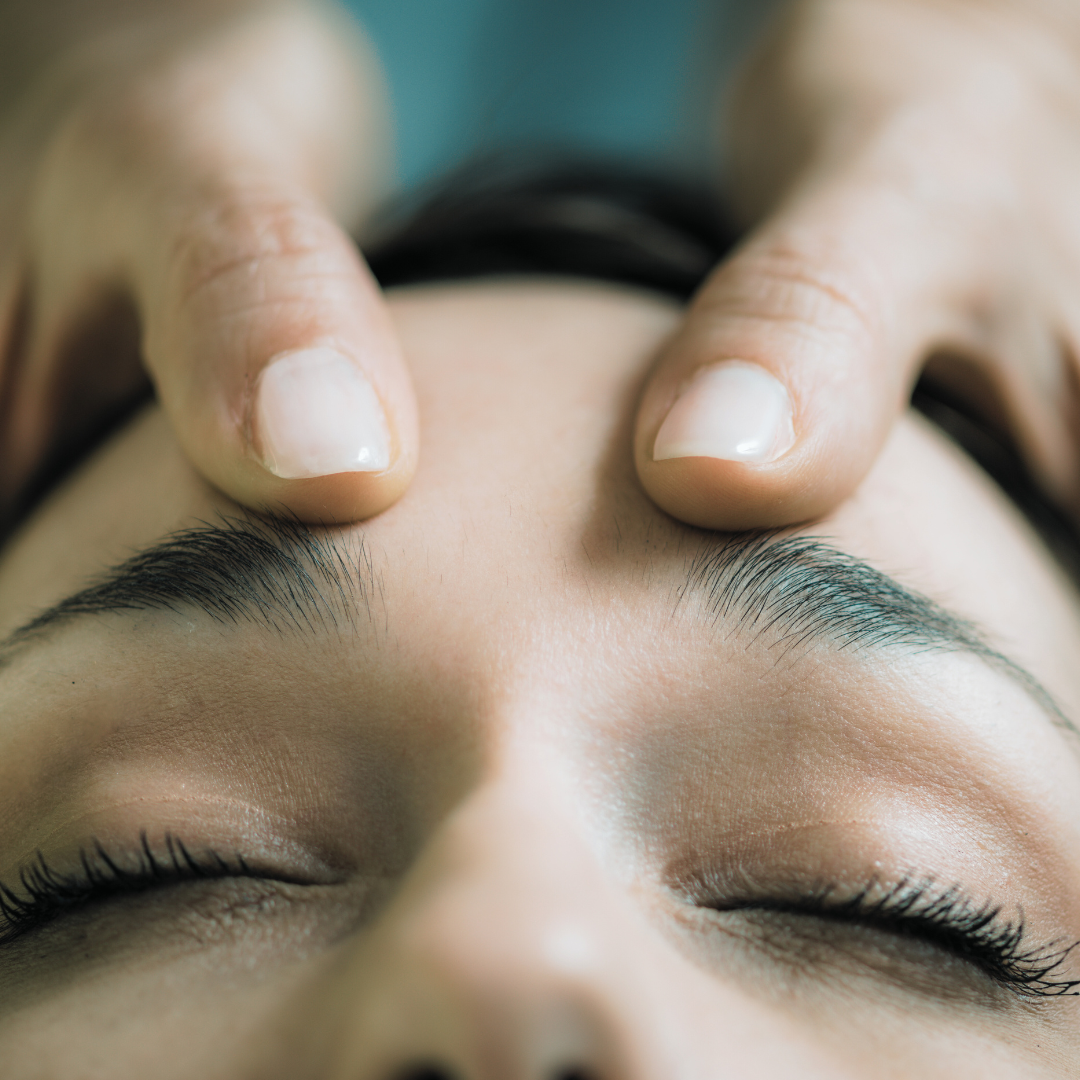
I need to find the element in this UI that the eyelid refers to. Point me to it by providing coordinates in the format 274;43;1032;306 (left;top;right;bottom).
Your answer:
0;832;319;947
704;876;1080;999
3;795;348;888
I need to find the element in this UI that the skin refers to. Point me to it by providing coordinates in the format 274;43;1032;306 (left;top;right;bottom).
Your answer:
638;0;1080;529
5;0;1080;533
0;280;1077;1078
0;0;412;523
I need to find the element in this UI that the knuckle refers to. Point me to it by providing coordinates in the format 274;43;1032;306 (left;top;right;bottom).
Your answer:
703;241;886;356
162;192;353;314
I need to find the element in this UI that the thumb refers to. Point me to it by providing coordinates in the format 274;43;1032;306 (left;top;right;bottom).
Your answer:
136;181;417;523
634;179;963;530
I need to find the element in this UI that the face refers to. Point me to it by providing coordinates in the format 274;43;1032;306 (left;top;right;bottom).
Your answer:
0;280;1078;1079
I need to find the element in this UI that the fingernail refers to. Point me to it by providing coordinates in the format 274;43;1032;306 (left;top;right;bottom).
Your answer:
253;347;390;478
652;361;795;464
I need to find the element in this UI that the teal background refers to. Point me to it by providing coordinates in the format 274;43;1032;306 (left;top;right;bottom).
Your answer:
342;0;779;189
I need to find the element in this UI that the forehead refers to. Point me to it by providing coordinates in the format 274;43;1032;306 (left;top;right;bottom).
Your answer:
1;278;1079;708
0;281;680;636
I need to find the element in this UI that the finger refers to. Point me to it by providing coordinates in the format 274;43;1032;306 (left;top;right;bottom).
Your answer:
1;275;148;515
133;180;417;524
634;176;973;531
8;1;408;526
976;290;1080;509
0;257;37;511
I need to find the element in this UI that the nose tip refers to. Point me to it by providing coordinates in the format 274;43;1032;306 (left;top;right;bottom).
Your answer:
309;780;679;1080
345;938;638;1080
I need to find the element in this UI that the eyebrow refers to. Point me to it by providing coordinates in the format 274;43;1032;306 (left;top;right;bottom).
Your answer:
3;516;377;651
678;531;1070;727
1;517;1070;731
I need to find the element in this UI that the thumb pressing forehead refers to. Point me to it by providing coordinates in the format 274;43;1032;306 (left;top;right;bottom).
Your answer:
633;172;978;531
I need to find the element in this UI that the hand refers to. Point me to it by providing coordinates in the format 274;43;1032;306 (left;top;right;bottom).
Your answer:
635;0;1080;530
0;0;416;526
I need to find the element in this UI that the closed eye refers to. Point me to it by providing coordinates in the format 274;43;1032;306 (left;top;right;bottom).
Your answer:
710;877;1080;999
0;832;300;946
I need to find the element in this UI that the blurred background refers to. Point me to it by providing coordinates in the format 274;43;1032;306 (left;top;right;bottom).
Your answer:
344;0;782;190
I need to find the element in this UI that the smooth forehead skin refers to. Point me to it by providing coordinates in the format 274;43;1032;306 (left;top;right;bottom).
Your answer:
0;281;1079;1078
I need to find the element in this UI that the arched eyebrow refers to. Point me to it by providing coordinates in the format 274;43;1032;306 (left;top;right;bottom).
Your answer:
2;515;377;649
1;516;1072;737
679;531;1073;732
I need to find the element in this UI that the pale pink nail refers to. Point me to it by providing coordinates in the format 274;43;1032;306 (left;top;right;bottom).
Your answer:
652;361;795;464
254;347;390;478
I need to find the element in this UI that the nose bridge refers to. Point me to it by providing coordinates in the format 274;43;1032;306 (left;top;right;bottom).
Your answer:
319;779;680;1080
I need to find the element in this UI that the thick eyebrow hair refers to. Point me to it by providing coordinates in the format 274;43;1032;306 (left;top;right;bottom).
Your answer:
679;531;1071;728
2;518;1069;733
3;515;375;652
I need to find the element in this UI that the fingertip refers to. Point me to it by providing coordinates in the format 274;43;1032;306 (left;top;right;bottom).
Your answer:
635;360;877;531
228;344;419;525
651;361;795;465
252;347;392;479
142;189;421;526
245;458;417;525
635;452;828;532
220;412;418;527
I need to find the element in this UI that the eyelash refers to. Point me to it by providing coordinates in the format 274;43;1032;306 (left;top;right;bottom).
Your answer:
2;844;1077;1002
0;833;257;946
715;877;1080;998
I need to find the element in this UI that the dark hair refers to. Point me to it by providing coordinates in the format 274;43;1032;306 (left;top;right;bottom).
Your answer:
365;155;737;300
